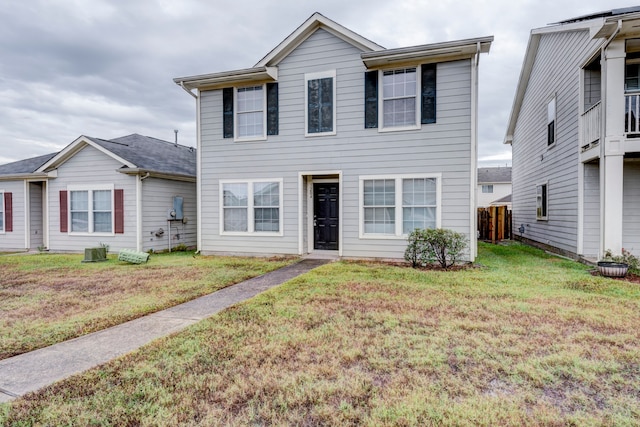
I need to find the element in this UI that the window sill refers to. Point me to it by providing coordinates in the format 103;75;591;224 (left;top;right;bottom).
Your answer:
359;234;407;240
378;124;421;133
68;232;115;237
233;136;267;143
221;231;283;237
305;131;336;138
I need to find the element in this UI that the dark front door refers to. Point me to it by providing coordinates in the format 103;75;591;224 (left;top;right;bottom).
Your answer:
313;183;339;250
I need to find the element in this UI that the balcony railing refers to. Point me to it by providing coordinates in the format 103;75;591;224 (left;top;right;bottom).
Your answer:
580;101;601;149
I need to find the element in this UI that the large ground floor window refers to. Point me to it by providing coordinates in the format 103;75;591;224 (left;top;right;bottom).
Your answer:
68;186;113;234
220;179;283;235
359;174;441;238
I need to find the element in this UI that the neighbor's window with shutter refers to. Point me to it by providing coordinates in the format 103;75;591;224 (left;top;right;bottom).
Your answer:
68;186;114;234
0;191;4;232
536;183;548;220
305;70;336;136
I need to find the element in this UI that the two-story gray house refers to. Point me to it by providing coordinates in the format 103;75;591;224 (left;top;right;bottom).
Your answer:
506;7;640;260
175;13;492;260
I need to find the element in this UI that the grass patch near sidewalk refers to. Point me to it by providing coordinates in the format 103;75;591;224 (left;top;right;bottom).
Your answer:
3;243;640;426
0;251;294;360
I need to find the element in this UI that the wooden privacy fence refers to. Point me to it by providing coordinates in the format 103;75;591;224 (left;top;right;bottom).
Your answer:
478;206;512;243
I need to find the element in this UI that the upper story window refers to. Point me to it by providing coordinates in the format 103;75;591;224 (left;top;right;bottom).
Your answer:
305;70;336;136
365;64;436;131
536;183;548;220
223;84;279;140
236;86;265;140
69;187;113;234
221;179;283;235
381;68;418;130
482;185;494;193
547;96;556;146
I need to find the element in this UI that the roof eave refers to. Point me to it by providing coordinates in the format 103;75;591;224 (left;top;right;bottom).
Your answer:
361;36;493;69
173;66;278;91
118;168;196;183
0;173;50;181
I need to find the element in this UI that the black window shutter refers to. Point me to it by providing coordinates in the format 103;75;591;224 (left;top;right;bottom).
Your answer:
223;88;234;138
421;64;437;124
266;83;279;136
364;71;378;129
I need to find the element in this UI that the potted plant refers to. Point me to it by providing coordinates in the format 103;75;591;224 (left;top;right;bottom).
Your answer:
597;249;637;278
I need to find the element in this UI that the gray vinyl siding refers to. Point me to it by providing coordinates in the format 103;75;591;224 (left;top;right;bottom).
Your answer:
583;161;600;257
48;145;137;252
623;160;640;253
141;178;197;252
511;30;600;255
199;28;473;259
0;181;26;250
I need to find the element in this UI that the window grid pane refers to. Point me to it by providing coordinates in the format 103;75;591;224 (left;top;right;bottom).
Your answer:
224;208;248;232
237;86;264;138
402;178;437;233
382;68;417;128
363;179;396;234
254;182;279;232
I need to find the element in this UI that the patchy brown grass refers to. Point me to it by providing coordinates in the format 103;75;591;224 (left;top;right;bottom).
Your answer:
0;252;294;359
2;243;640;426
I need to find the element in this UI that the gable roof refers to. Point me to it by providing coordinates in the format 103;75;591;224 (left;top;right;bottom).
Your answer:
0;152;58;179
174;13;492;92
478;167;512;184
38;134;196;180
491;194;512;205
504;7;640;145
254;12;384;67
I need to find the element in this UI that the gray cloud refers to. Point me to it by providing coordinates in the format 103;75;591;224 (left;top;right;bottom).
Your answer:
0;0;623;166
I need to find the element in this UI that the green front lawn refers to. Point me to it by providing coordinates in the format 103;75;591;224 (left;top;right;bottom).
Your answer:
2;243;640;426
0;251;294;360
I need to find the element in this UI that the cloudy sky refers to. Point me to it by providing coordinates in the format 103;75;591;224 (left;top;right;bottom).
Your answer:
0;0;630;166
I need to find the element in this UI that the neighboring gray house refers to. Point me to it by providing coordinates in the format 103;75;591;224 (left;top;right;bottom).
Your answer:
505;7;640;259
477;167;512;208
0;134;196;253
175;13;492;261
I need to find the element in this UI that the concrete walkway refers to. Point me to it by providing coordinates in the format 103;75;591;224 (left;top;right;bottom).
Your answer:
0;258;330;403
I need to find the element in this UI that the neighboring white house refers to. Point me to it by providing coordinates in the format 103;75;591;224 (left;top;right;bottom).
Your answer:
0;134;197;253
477;167;512;209
175;12;492;261
505;6;640;259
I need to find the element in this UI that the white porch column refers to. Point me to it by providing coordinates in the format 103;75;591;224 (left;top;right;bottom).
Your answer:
601;40;626;255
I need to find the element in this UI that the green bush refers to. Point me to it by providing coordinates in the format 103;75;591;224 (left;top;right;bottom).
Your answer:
404;228;468;269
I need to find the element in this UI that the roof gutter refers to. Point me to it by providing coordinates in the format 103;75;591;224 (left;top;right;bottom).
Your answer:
180;81;197;99
117;168;196;183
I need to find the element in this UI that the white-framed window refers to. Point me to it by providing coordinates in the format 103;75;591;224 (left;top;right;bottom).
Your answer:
0;191;4;233
220;179;283;235
235;85;266;141
305;70;336;136
380;67;420;131
481;185;494;193
536;182;548;220
68;185;114;234
359;174;441;238
547;96;556;146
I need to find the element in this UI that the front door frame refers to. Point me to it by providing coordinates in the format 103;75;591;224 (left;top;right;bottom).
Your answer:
298;171;342;256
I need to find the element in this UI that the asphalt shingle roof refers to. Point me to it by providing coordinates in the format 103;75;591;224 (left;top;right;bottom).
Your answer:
477;167;511;184
0;152;58;175
86;134;196;177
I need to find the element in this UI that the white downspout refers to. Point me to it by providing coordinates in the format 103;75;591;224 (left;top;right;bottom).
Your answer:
469;42;481;261
599;19;623;258
195;90;202;253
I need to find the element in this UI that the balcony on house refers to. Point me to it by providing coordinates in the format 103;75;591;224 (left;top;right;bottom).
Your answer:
580;57;602;151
